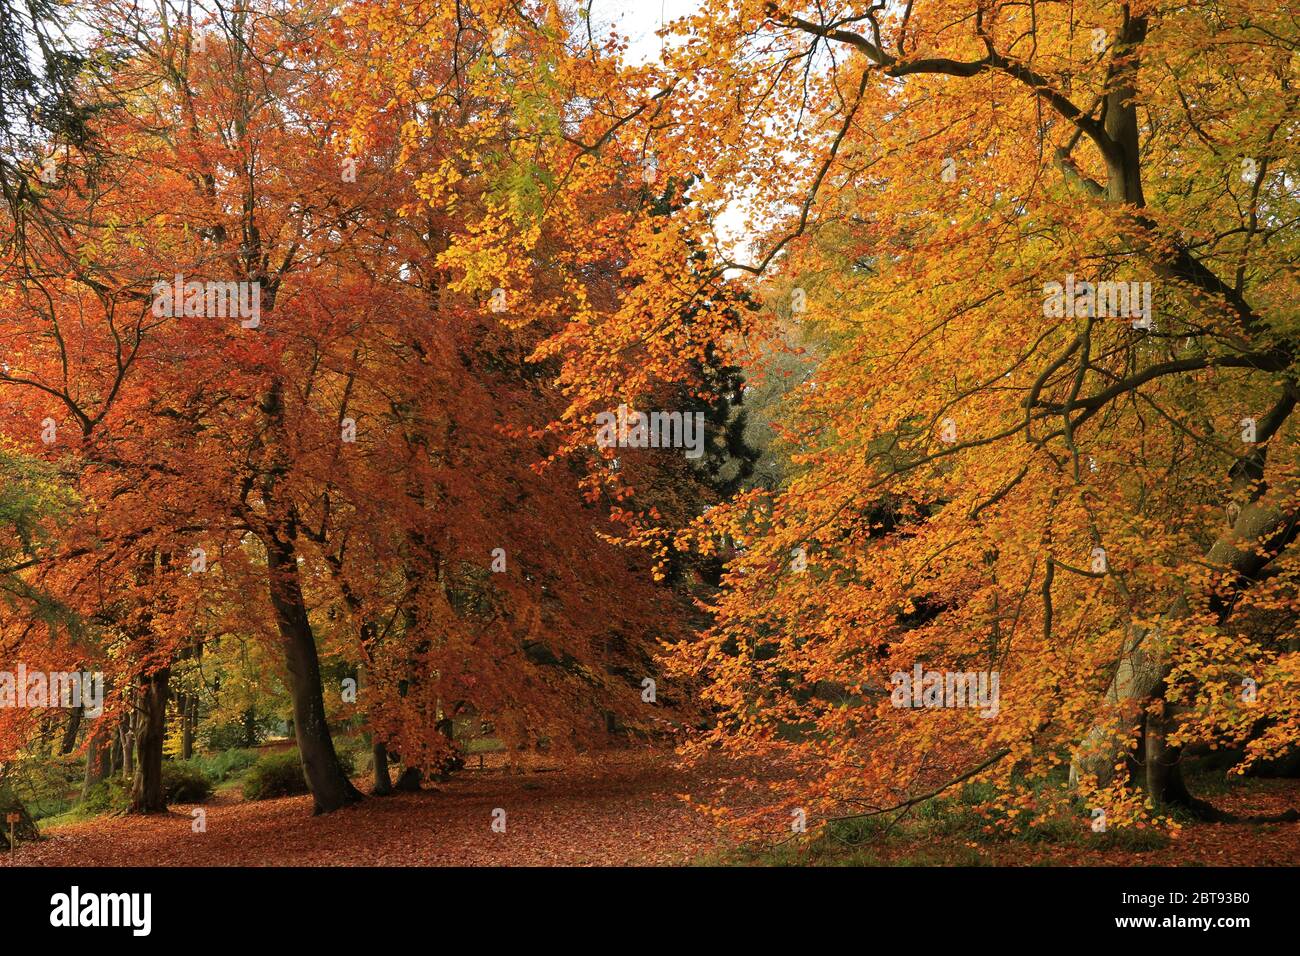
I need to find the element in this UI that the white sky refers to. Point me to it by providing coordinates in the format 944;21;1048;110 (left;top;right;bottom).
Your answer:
594;0;699;66
585;1;758;266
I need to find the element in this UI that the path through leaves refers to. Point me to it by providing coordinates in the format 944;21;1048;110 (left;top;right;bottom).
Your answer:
10;752;1297;866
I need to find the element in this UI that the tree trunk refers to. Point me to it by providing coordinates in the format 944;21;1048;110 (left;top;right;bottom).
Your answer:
1072;495;1300;793
372;741;392;796
394;766;422;792
59;706;82;755
80;725;111;801
41;715;57;757
109;731;122;777
264;530;362;814
129;666;170;814
1143;706;1189;806
120;717;134;778
180;692;195;760
1141;704;1234;820
434;715;464;781
255;377;361;814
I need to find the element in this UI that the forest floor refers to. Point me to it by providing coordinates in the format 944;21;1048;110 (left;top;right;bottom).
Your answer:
8;749;1300;866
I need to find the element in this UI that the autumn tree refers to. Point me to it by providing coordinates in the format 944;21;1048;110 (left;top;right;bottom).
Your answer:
534;0;1300;830
2;0;710;816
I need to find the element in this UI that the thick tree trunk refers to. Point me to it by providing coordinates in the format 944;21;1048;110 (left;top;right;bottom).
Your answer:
1143;707;1189;806
264;531;362;814
129;666;170;814
1100;14;1148;206
1141;706;1231;820
1072;495;1300;793
372;741;392;796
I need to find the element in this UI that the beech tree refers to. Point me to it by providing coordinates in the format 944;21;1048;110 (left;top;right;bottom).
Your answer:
543;0;1300;829
2;0;705;814
4;0;1295;838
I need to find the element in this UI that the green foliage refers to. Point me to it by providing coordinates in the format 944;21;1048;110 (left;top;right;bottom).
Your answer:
161;761;213;803
78;763;215;812
202;712;279;752
242;753;306;800
190;748;260;784
0;753;84;821
701;780;1171;866
0;444;80;630
80;778;129;814
242;748;355;801
333;737;368;774
24;793;74;821
699;816;890;866
334;747;357;778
